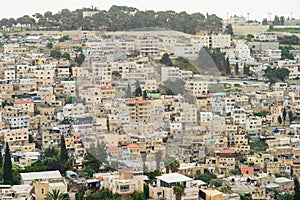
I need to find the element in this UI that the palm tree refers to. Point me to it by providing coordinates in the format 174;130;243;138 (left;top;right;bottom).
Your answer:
45;189;70;200
173;182;184;200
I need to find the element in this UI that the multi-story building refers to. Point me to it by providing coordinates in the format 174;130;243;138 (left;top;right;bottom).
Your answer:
126;100;152;123
150;173;199;200
185;80;208;95
135;36;159;57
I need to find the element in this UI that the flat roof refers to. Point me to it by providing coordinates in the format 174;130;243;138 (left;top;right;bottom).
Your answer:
275;177;293;184
200;188;222;196
156;173;192;184
20;170;62;181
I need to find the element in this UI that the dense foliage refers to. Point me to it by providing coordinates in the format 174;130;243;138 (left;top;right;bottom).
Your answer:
0;6;223;34
249;140;268;151
264;66;290;84
200;48;230;75
278;35;300;45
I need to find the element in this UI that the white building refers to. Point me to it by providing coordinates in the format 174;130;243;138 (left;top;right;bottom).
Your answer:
185;80;208;95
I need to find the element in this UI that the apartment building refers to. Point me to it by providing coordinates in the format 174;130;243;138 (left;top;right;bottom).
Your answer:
126;100;152;123
96;168;144;195
134;37;159;57
33;65;55;88
210;34;231;48
185;80;208;95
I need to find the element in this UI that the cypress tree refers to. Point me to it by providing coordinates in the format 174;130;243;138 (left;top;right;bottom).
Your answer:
0;149;3;168
282;107;287;122
294;176;300;200
235;62;239;75
60;135;68;163
143;90;148;100
3;143;13;184
125;83;131;98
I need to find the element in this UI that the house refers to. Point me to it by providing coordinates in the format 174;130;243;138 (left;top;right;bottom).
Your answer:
199;188;223;200
20;170;67;200
149;173;199;200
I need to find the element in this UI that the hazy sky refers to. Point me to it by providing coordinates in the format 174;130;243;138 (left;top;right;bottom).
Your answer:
1;0;299;21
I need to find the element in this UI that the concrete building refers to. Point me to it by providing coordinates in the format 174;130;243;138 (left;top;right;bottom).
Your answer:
149;173;199;200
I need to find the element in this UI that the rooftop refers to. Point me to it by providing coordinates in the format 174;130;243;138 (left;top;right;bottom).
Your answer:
156;173;192;184
20;170;62;181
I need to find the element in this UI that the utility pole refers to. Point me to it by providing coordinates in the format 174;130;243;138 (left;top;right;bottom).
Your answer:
267;12;272;22
247;12;250;24
226;12;229;24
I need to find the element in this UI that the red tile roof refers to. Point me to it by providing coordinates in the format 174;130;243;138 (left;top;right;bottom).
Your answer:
126;100;151;105
240;167;254;175
72;132;82;137
293;159;300;164
217;149;235;154
127;144;140;149
13;99;32;104
107;146;121;152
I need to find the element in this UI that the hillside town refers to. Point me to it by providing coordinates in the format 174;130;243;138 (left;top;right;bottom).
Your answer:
1;6;300;200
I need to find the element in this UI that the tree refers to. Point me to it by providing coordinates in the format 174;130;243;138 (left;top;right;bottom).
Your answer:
294;177;300;200
164;156;180;173
50;48;61;59
155;150;162;171
132;191;146;200
202;48;228;73
278;115;282;125
134;80;142;97
75;53;85;66
282;107;287;124
3;143;13;184
235;63;239;75
140;151;147;174
173;182;184;200
86;187;121;200
278;35;300;45
226;24;233;36
142;90;148;100
84;142;108;173
288;111;293;124
273;15;280;25
47;42;53;49
125;83;131;98
280;45;294;60
265;66;290;84
209;179;222;187
61;52;71;60
60;135;68;163
225;57;231;75
159;53;173;66
45;147;58;158
280;16;285;25
0;150;2;169
243;64;250;76
45;189;70;200
58;35;70;42
144;183;149;199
